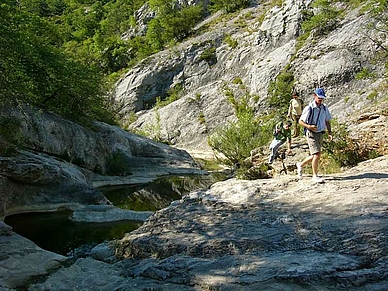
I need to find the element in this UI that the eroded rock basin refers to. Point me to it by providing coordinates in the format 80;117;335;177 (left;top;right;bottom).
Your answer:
3;173;226;257
1;157;388;290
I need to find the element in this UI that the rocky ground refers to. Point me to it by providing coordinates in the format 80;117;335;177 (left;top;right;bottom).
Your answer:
114;155;388;290
2;154;387;290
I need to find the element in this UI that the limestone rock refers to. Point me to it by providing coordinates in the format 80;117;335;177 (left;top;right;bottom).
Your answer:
0;229;67;290
114;0;387;154
112;155;388;289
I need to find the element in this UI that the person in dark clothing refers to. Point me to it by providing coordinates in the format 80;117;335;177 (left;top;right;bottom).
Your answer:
268;120;292;164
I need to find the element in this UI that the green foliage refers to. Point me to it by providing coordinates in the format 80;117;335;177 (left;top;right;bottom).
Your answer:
355;67;377;80
194;158;226;171
208;86;273;166
0;1;114;123
208;0;250;13
106;151;132;176
198;112;206;124
232;78;243;85
267;68;295;111
0;0;207;123
146;4;204;49
366;90;378;100
340;0;368;9
301;0;342;36
123;111;139;129
200;47;217;65
0;117;23;145
0;115;23;156
365;0;388;55
236;161;271;180
136;110;166;143
322;119;379;169
155;84;183;109
224;34;238;48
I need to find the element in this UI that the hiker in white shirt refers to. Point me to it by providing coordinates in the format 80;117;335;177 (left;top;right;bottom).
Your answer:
296;88;333;183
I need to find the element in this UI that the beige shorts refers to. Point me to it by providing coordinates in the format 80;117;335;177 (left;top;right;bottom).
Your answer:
306;130;324;155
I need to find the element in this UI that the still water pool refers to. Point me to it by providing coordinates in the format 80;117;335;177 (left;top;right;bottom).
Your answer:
5;173;227;256
5;210;141;257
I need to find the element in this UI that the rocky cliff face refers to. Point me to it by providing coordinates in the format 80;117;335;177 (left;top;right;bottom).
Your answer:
114;0;387;152
1;1;388;289
0;104;203;219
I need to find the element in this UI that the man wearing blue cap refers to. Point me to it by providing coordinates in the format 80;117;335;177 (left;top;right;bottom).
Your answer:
296;88;333;183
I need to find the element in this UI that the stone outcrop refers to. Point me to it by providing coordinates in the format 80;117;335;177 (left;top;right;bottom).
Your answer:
112;155;388;290
114;0;387;153
13;155;387;290
0;222;67;290
0;104;204;219
1;1;388;290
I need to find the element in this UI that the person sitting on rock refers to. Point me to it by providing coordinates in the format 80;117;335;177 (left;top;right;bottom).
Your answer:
268;120;292;164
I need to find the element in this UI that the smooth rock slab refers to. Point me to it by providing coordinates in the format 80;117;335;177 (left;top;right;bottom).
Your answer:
0;231;66;289
29;258;195;291
70;205;153;223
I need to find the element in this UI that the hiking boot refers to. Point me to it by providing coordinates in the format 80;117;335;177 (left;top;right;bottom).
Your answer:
312;176;324;183
296;162;303;178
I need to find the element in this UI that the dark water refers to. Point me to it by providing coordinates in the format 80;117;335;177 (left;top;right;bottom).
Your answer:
4;173;227;256
101;173;226;211
4;209;142;256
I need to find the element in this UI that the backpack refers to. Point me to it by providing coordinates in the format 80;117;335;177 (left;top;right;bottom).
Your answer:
303;104;326;135
273;122;283;137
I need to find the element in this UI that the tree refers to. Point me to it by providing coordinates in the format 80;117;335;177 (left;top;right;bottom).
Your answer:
208;0;250;13
0;2;113;123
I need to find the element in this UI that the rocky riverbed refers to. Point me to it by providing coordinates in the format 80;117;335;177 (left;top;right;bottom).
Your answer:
2;155;387;290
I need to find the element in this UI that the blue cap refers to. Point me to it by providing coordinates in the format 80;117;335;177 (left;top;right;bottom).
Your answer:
315;88;326;99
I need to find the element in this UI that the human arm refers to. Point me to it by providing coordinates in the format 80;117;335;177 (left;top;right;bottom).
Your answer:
287;102;292;117
299;119;318;132
273;122;282;136
286;130;292;154
287;139;292;154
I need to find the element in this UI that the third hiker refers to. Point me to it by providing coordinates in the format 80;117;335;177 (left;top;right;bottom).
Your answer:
287;89;303;137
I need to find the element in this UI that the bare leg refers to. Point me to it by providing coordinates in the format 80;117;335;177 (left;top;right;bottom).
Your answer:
299;152;321;176
300;155;314;167
311;152;321;176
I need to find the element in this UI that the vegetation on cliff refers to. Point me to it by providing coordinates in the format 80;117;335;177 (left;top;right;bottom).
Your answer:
0;0;250;123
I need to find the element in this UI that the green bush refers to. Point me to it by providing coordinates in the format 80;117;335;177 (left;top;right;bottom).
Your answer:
224;34;238;48
209;0;250;13
0;2;114;123
301;0;342;36
267;68;295;111
146;4;204;49
0;117;22;156
236;161;271;180
106;151;132;176
155;84;184;109
209;87;274;166
355;67;377;80
323;120;379;168
200;47;217;65
0;117;22;145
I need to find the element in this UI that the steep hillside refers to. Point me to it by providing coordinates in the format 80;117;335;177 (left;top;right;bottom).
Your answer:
114;0;387;153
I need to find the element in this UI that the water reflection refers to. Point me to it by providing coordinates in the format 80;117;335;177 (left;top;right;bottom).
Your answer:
101;174;226;211
4;209;141;256
4;173;228;256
